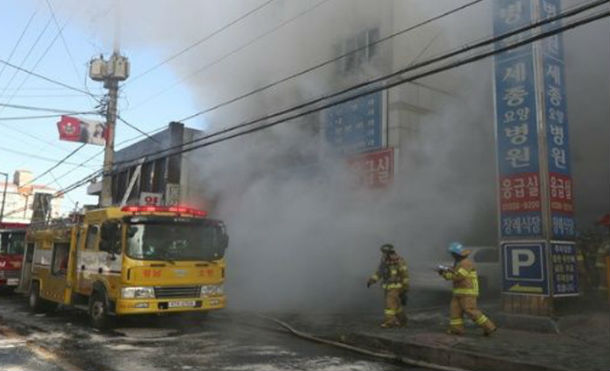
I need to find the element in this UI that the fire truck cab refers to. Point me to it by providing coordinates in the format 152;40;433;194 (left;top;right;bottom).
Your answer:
28;205;228;328
0;223;28;290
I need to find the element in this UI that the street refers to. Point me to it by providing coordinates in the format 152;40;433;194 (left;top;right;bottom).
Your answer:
0;293;429;371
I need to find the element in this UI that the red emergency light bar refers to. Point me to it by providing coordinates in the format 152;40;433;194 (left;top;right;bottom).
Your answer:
120;205;207;217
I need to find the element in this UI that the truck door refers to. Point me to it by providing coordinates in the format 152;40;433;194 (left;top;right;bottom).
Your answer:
76;225;99;295
44;242;71;303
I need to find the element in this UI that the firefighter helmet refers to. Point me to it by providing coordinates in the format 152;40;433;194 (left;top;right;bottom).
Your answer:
380;243;395;253
448;242;470;256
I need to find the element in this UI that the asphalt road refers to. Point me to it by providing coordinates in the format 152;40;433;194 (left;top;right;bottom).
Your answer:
0;292;430;371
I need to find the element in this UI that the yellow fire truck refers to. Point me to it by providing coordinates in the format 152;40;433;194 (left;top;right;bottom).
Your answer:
26;205;228;328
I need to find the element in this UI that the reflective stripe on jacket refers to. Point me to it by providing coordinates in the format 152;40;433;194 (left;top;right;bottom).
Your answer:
442;258;479;296
370;256;409;291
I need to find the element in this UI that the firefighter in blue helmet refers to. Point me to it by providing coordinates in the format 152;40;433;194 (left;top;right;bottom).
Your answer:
367;244;409;328
438;242;497;336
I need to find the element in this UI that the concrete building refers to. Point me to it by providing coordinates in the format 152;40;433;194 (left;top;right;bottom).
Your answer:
0;170;63;224
87;121;208;209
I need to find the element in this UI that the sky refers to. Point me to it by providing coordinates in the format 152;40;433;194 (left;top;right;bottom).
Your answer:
0;0;208;211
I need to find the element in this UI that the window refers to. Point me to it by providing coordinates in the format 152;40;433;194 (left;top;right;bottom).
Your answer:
85;225;99;250
51;243;70;275
335;26;380;74
100;222;121;254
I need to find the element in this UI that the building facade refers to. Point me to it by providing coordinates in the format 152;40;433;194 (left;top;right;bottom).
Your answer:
0;170;63;224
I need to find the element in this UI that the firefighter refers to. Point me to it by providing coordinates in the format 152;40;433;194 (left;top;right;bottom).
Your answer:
367;243;409;328
438;242;496;336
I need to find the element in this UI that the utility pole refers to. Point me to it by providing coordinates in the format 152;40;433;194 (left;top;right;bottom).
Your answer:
0;171;8;224
89;52;129;207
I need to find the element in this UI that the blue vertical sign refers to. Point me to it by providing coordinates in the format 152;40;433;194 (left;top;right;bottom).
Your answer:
324;91;382;154
539;0;575;240
550;242;579;296
493;0;543;238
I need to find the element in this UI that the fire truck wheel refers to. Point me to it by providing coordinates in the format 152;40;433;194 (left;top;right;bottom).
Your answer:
29;281;55;313
89;291;111;329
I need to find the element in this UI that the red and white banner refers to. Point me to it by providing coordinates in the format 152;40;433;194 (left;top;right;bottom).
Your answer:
348;148;394;188
57;115;106;146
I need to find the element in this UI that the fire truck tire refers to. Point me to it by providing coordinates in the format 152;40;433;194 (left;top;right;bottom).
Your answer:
29;281;56;313
89;290;112;329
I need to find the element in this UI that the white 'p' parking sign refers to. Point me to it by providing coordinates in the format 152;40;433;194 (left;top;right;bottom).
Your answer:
501;241;550;295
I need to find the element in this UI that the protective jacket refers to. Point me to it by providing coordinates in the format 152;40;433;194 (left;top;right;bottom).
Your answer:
370;255;409;290
442;257;479;296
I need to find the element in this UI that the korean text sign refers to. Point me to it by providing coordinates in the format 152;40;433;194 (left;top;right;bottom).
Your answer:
540;0;575;239
347;148;394;188
550;242;578;296
493;0;543;238
324;91;382;154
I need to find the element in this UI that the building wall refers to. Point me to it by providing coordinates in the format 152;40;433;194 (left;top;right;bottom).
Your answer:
0;171;62;224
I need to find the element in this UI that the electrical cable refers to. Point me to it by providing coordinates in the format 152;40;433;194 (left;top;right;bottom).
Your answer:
0;101;98;115
0;144;97;168
0;112;98;121
45;0;99;106
53;3;610;197
0;15;53;103
21;143;87;187
179;0;486;122
0;9;39;83
127;0;277;84
129;0;333;111
0;58;99;97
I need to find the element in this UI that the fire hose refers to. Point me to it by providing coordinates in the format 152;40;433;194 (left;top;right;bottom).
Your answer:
260;315;469;371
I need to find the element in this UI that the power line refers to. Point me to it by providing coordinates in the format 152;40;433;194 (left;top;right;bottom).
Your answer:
0;144;98;168
0;15;54;103
0;58;98;97
45;0;98;106
0;9;39;83
22;143;87;187
102;0;485;157
180;0;486;122
0;101;99;115
117;115;161;143
129;0;333;111
120;0;608;169
0;112;96;121
127;0;277;84
54;3;609;198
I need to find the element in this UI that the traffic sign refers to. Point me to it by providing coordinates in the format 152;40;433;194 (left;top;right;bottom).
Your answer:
502;241;549;295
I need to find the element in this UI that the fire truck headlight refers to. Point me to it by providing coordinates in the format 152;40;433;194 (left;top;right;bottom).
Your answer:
121;287;155;299
200;284;223;297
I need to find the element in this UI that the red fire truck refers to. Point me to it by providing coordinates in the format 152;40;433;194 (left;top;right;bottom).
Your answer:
0;223;28;290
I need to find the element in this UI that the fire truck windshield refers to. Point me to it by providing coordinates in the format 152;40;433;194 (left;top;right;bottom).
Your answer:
0;231;25;255
126;220;227;262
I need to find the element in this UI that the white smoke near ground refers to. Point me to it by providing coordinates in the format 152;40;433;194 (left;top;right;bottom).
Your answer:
37;0;610;312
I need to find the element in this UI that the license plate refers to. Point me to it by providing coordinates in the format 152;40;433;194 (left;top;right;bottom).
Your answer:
6;278;19;286
168;300;196;308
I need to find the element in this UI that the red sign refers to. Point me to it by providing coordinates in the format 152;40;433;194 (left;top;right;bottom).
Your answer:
57;115;106;146
499;173;542;213
348;148;394;188
549;173;574;214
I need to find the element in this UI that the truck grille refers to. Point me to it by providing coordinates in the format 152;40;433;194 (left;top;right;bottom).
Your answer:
154;286;200;299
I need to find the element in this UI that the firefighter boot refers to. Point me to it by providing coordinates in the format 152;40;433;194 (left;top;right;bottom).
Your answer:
481;317;497;336
396;311;407;328
447;318;465;335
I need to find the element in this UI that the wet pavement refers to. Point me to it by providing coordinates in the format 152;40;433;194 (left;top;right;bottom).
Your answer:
0;293;431;371
276;303;610;371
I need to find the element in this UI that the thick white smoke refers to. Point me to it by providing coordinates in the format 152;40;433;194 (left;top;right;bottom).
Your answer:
37;0;609;312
